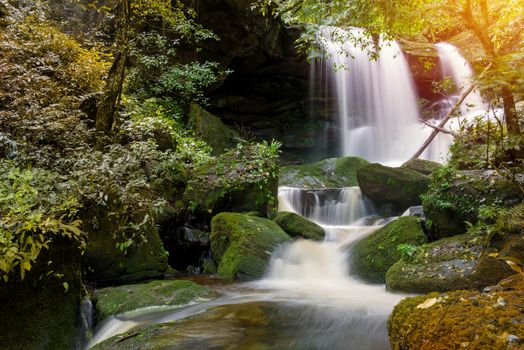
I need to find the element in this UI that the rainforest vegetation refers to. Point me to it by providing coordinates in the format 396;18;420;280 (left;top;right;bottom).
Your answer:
0;0;522;349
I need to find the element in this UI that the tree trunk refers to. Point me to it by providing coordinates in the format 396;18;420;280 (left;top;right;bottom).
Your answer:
501;86;520;135
95;0;130;136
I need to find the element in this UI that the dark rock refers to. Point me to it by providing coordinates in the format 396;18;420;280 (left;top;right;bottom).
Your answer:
163;226;211;272
385;232;513;293
357;163;431;215
274;211;325;241
351;216;428;283
210;212;292;280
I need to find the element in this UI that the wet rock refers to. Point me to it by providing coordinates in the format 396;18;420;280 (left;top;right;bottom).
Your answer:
93;279;215;323
388;280;524;349
210;212;292;280
274;211;325;241
385;232;513;293
403;205;425;218
351;216;428;283
357;163;431;215
280;156;369;188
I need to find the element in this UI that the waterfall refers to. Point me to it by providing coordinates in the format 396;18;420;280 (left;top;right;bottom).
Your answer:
278;186;374;226
313;27;450;165
436;42;486;116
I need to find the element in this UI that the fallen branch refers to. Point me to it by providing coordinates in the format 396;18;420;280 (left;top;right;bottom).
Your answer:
411;63;492;160
420;119;457;136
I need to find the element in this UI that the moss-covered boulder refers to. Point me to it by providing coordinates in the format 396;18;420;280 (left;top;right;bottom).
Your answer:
385;232;513;293
274;211;324;240
351;217;428;283
422;168;524;239
388;280;524;350
357;163;431;214
85;213;168;285
401;158;443;175
280;156;369;188
210;212;292;280
0;238;83;350
184;144;279;218
188;102;238;155
93;279;215;322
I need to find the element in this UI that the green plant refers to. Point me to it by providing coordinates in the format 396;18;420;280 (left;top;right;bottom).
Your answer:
397;243;420;262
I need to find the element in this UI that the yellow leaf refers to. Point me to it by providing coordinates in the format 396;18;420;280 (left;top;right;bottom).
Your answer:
488;252;499;258
416;297;438;310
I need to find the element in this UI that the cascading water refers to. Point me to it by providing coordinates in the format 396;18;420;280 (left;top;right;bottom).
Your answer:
313;27;451;165
436;42;486;116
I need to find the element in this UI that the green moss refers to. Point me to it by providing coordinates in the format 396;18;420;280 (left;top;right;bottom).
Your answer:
210;213;292;280
388;281;524;350
385;232;512;293
93;280;216;322
279;156;369;188
357;163;431;214
188;102;238;155
351;217;428;283
401;158;443;175
273;211;324;241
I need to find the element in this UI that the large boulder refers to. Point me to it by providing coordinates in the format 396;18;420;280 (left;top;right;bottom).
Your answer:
93;280;215;323
188;102;238;155
385;232;513;293
210;212;292;280
0;238;83;350
280;156;369;188
274;211;325;240
388;280;524;350
85;212;168;285
422;168;524;239
183;144;279;218
351;217;428;283
357;163;431;215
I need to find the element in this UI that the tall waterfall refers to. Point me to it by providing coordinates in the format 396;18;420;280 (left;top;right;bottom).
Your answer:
314;27;450;165
436;42;486;116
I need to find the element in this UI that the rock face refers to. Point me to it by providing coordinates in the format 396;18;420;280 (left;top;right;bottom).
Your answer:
388;280;524;350
0;238;83;350
280;156;369;188
351;217;428;283
274;211;325;240
85;213;168;285
422;169;524;239
188;102;239;155
357;163;431;215
93;280;215;322
162;226;211;273
385;232;513;293
210;212;292;280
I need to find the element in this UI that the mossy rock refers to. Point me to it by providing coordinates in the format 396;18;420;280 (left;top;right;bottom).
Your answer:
385;232;513;293
274;211;324;241
279;156;369;188
401;158;443;176
0;238;83;350
422;169;524;239
351;217;428;283
388;280;524;350
189;102;238;155
210;212;292;280
357;163;431;214
85;210;168;285
183;145;279;218
93;279;216;322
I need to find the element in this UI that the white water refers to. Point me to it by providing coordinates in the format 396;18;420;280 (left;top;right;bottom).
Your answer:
278;186;374;226
315;27;451;165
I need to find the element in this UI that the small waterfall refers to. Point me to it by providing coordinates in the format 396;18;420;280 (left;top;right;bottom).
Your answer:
436;42;486;116
278;186;374;226
314;27;449;164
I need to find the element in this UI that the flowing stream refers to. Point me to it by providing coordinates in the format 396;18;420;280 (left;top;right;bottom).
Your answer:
88;32;487;350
